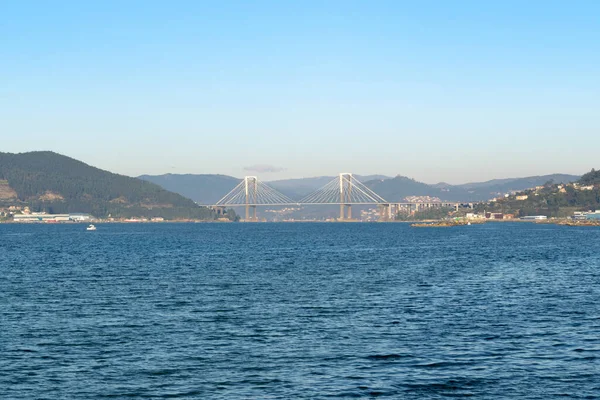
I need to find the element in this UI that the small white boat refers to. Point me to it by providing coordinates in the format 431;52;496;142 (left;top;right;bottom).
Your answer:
467;222;472;225
86;224;97;231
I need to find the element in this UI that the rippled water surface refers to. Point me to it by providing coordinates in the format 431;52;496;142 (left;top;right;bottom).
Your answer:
1;222;600;399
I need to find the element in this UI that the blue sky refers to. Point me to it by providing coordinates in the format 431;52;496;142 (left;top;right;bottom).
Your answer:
1;1;599;183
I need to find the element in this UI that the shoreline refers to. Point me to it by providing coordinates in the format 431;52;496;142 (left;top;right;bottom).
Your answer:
2;217;598;225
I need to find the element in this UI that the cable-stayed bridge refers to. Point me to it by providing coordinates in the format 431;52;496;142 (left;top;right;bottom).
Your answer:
203;173;474;221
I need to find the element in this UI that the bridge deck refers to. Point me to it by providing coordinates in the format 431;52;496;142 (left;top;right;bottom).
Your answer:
202;202;475;207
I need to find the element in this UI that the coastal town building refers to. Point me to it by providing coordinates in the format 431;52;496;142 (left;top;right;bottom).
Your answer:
586;212;600;220
403;195;442;203
573;211;600;220
485;212;504;219
12;213;93;223
465;213;485;220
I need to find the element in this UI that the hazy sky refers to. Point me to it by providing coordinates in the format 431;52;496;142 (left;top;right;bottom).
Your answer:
1;1;599;183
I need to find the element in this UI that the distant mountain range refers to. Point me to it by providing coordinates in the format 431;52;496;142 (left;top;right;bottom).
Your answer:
449;174;580;201
0;151;582;221
138;174;242;205
268;175;391;199
139;173;580;204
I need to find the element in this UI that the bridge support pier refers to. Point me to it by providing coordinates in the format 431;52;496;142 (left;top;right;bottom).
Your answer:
378;204;391;221
245;205;257;222
339;204;351;220
244;176;258;222
390;203;399;220
213;206;226;216
338;173;354;221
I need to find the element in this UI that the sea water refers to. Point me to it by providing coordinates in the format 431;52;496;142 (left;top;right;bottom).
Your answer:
1;222;599;398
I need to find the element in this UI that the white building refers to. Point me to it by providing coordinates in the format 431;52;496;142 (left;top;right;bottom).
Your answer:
520;215;547;220
69;213;93;221
13;213;93;222
13;214;70;222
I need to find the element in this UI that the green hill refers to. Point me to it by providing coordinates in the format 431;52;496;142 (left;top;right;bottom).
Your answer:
0;151;215;220
477;168;600;217
578;169;600;185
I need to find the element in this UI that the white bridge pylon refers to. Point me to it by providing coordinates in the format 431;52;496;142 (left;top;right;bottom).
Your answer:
215;176;296;221
216;176;295;206
214;173;390;221
299;173;389;220
299;173;388;204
